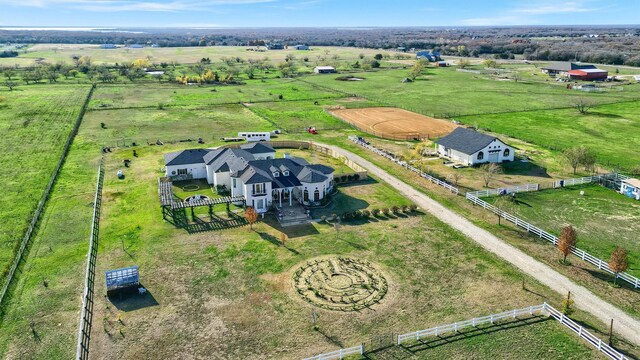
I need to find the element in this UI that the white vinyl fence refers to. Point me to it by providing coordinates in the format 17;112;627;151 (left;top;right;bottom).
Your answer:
304;303;628;360
398;303;628;360
348;136;459;194
465;190;640;289
303;345;363;360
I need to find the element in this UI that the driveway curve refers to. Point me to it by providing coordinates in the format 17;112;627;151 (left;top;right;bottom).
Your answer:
322;142;640;346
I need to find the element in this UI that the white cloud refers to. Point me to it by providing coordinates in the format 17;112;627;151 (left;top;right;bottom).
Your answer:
461;1;600;26
513;2;597;15
4;0;274;12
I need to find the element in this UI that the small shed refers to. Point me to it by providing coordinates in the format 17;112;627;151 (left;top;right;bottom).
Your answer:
106;266;140;295
620;178;640;200
314;66;336;74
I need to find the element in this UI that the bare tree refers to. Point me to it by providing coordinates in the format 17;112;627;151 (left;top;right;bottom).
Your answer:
446;172;462;186
573;98;592;114
480;163;502;187
608;247;629;285
557;225;577;264
457;59;470;69
2;67;16;80
563;147;583;174
564;146;596;174
245;206;258;230
279;232;287;247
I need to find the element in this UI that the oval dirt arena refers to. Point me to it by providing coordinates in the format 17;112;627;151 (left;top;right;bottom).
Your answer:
330;107;458;140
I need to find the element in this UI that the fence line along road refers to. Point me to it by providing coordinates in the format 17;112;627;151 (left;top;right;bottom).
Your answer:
348;136;459;194
76;157;105;360
0;84;95;309
305;303;628;360
465;177;640;289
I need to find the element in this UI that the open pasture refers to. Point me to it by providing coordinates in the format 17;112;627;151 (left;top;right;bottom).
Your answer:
0;84;89;282
3;45;402;66
486;184;640;277
331;107;457;140
83;148;598;359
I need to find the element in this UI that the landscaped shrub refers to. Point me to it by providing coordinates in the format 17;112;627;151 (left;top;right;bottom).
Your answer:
343;212;352;220
331;213;338;221
391;205;400;214
372;209;381;217
354;210;362;218
401;205;409;213
382;208;390;216
409;204;418;212
340;175;348;182
320;215;327;222
362;209;371;217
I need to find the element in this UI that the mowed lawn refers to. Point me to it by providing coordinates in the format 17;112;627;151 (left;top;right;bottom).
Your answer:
302;68;640;118
459;101;640;170
85;147;599;359
0;85;90;282
82;104;274;146
487;184;640;277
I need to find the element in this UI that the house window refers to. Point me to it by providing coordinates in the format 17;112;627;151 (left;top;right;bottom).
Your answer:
283;171;289;176
233;178;237;187
503;149;510;157
257;199;264;210
273;172;280;177
477;151;484;160
255;183;264;194
178;168;188;175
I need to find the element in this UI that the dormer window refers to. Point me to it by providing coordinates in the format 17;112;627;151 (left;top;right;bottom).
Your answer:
273;171;280;177
283;171;289;176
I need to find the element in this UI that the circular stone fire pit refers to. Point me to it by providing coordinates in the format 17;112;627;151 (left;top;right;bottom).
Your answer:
293;257;388;311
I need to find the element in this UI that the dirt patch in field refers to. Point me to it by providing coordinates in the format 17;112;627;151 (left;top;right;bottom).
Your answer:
330;107;458;140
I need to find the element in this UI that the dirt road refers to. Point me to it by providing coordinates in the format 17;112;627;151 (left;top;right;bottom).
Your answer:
324;143;640;346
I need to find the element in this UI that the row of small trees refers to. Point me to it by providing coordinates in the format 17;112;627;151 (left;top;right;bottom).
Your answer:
320;204;418;223
558;225;629;285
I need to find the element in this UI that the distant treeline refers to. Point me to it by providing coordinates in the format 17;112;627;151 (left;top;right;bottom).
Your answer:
3;26;640;66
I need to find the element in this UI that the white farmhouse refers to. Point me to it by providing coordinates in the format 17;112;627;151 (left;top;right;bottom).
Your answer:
164;143;334;213
620;178;640;200
435;127;514;166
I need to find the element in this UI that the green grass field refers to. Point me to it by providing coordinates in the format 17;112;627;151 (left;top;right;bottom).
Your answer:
79;148;599;359
1;62;638;359
301;67;640;118
0;84;90;282
486;184;640;277
459;101;640;169
3;45;401;66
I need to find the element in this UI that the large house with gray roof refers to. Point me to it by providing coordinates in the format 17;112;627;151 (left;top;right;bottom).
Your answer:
164;143;334;213
435;127;514;166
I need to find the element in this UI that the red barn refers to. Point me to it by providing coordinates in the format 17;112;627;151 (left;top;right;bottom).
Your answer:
568;68;608;81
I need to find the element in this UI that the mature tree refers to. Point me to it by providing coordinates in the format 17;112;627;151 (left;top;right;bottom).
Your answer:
457;59;470;69
573;98;592;114
608;247;629;285
483;59;498;68
245;206;258;230
4;80;17;91
374;53;383;61
370;60;381;69
480;163;502;187
557;225;577;264
408;59;427;80
2;67;16;80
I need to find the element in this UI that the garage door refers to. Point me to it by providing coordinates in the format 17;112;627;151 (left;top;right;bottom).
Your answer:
488;152;499;162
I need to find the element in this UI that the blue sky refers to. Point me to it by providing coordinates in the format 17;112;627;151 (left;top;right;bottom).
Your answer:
0;0;639;28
